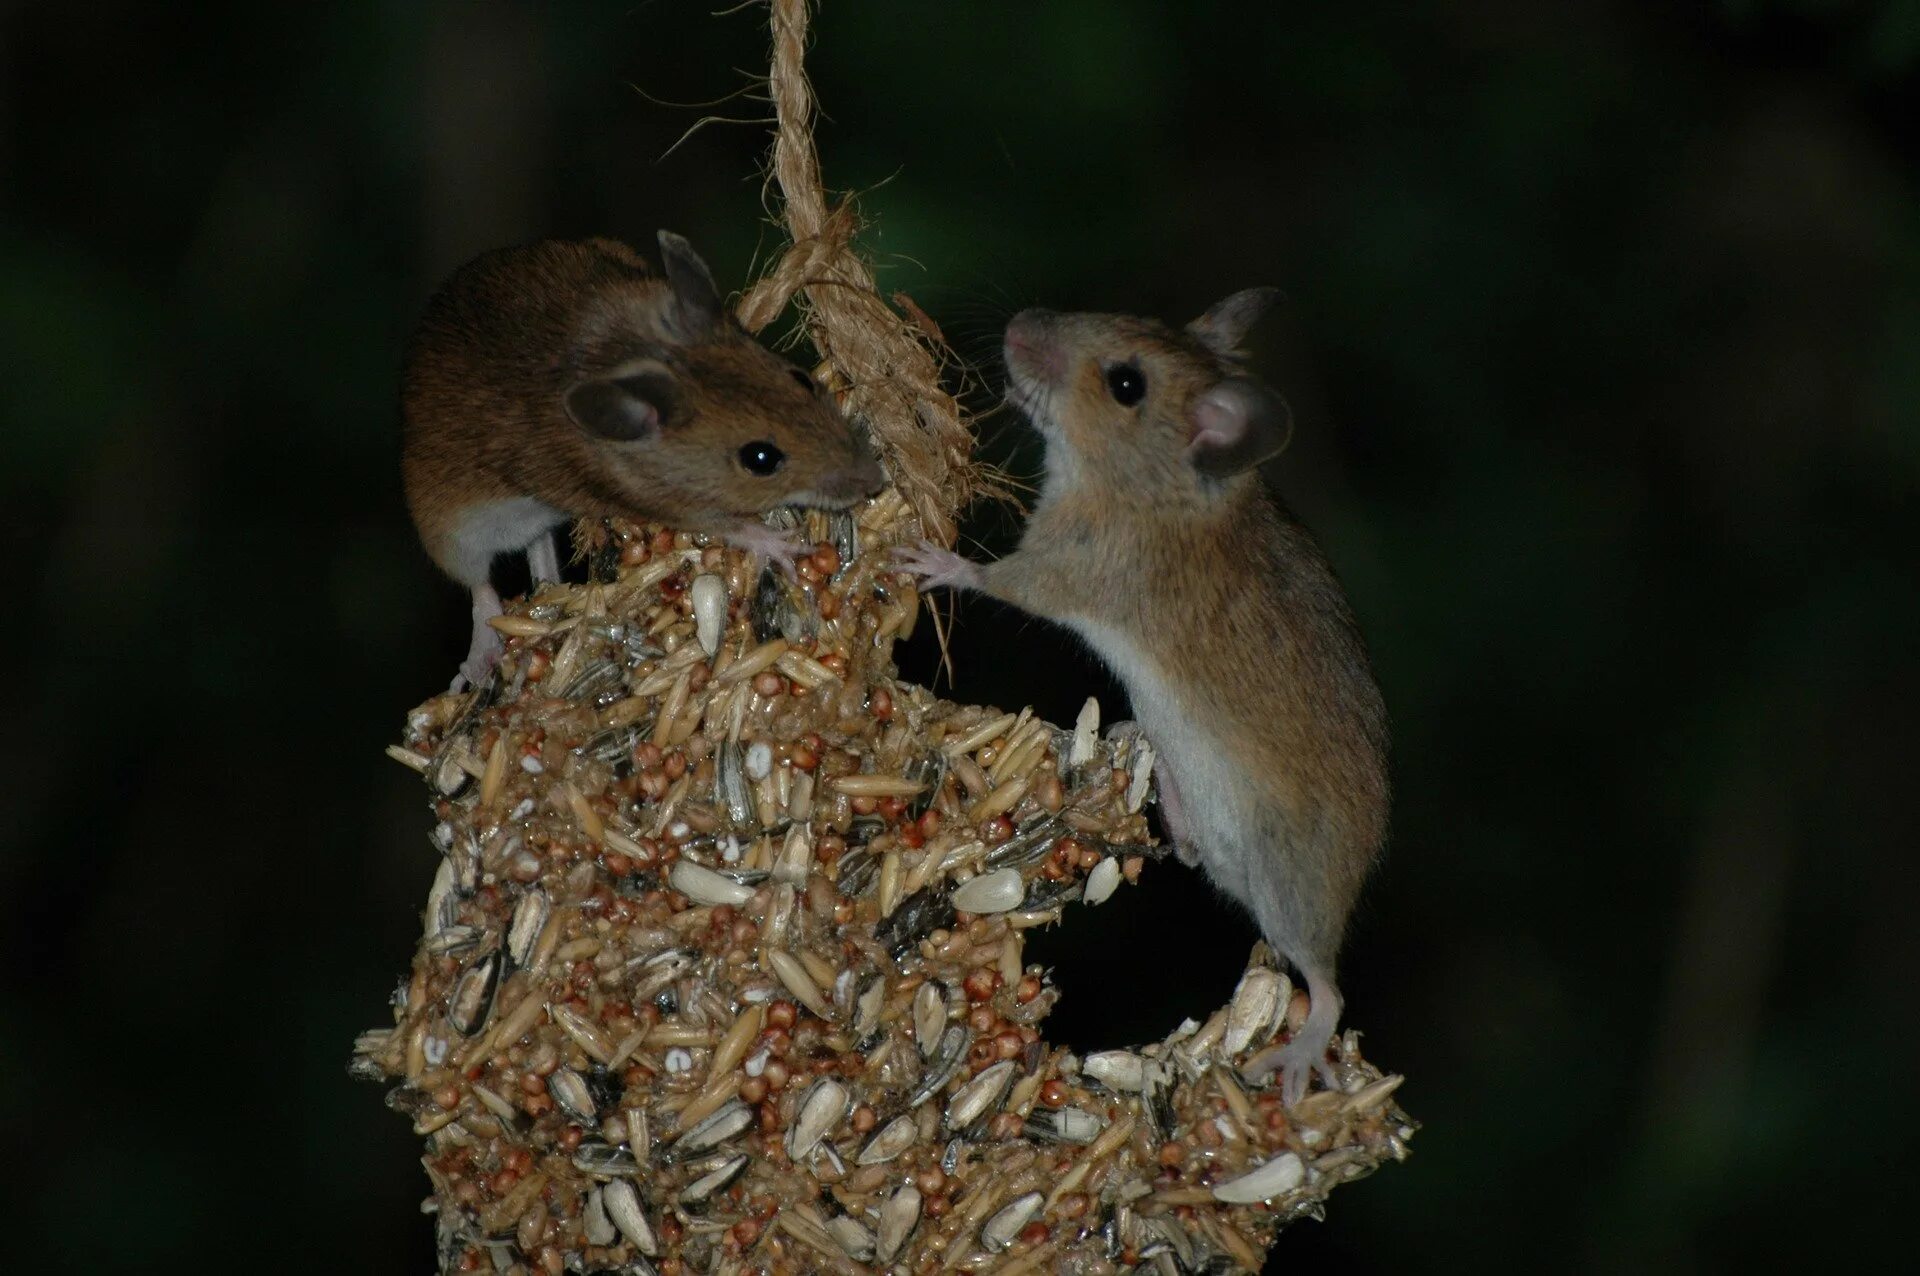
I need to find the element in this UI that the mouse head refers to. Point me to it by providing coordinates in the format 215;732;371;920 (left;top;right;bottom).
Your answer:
562;232;885;522
1002;289;1292;491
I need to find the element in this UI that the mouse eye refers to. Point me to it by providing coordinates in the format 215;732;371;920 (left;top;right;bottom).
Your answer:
788;369;815;392
738;440;786;476
1105;362;1147;406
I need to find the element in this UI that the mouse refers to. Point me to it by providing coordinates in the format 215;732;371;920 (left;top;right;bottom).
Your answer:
401;231;886;689
895;291;1389;1103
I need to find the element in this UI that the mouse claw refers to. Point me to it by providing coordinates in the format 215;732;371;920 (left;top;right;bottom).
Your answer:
726;522;804;579
891;539;983;592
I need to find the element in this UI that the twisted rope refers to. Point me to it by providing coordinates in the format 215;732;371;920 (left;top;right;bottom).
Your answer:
734;0;987;546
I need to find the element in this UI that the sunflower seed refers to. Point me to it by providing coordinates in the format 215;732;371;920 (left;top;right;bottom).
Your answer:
678;1153;749;1204
913;982;947;1058
603;1178;659;1254
785;1077;850;1161
547;1068;596;1123
1083;1050;1153;1093
1126;740;1155;813
1025;1105;1105;1144
827;1215;875;1261
1082;855;1122;905
690;574;726;656
717;741;754;827
944;1059;1015;1130
1069;696;1101;767
505;888;550;970
875;885;954;958
983;814;1066;870
906;1025;970;1107
571;1140;639;1178
1222;967;1288;1059
446;952;499;1036
668;859;756;907
583;1185;617;1246
672;1099;753;1157
852;975;886;1039
856;1114;918;1165
875;1183;921;1263
1212;1151;1306;1204
950;867;1024;915
981;1191;1044;1252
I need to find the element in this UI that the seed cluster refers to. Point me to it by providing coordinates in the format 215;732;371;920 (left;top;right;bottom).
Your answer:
358;498;1414;1275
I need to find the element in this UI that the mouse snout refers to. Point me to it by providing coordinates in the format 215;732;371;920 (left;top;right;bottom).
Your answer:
1004;309;1064;382
815;452;887;505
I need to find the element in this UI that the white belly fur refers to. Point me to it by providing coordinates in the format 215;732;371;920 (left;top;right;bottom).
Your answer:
445;497;569;586
1075;619;1259;898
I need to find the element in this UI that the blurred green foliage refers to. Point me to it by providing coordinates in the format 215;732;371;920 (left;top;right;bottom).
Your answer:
2;1;1915;1271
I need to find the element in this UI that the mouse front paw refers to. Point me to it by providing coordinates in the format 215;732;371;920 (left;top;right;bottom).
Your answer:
892;540;984;592
726;523;805;578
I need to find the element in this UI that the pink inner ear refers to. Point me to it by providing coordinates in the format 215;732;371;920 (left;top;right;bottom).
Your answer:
1188;392;1246;454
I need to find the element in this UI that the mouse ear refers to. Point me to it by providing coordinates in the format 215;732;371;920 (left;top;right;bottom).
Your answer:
565;370;673;443
1186;376;1293;479
1187;287;1279;357
657;230;724;337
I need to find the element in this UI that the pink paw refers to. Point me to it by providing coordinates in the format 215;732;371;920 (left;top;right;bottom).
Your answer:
1242;1034;1338;1107
726;523;805;579
892;540;983;592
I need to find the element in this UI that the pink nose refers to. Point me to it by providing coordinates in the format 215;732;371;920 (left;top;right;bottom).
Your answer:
1004;309;1060;376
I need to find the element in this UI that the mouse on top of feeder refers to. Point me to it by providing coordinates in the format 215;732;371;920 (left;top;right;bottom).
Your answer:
402;231;886;690
895;291;1389;1104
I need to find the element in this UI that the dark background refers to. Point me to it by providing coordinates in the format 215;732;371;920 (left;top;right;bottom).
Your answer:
4;1;1916;1271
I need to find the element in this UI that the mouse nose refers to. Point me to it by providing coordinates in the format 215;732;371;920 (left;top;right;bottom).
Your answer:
1005;308;1056;352
821;453;886;503
1004;310;1061;381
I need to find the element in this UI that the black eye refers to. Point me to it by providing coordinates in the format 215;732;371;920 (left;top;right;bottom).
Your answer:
1105;362;1147;406
738;440;785;476
789;369;815;391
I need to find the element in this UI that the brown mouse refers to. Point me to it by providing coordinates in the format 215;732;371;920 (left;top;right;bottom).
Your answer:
402;231;885;688
896;292;1388;1103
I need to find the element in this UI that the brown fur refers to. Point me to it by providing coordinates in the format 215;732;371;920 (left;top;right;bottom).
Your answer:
401;235;881;585
907;301;1388;1098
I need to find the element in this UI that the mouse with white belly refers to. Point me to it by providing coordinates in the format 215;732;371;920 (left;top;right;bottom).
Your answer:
402;231;885;689
895;291;1389;1103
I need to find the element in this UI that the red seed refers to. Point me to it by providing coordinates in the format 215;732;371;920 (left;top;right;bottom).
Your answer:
1016;975;1042;1004
1018;1221;1049;1246
633;741;664;770
738;1075;769;1105
962;968;1001;1002
766;1000;797;1030
1040;1079;1069;1107
752;670;786;697
870;686;893;721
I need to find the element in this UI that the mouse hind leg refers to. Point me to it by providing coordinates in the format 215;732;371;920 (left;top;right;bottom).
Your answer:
1235;865;1345;1104
453;582;504;692
526;529;561;586
1242;961;1342;1105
